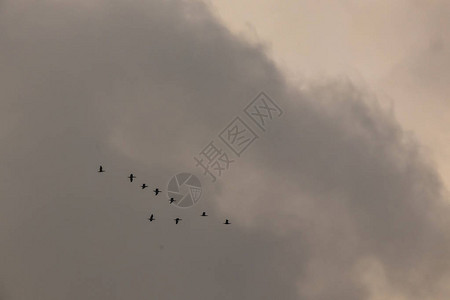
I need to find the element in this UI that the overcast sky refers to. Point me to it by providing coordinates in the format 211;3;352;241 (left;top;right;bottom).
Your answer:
1;0;449;299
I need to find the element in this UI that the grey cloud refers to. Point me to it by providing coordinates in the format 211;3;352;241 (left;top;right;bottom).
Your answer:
0;0;449;299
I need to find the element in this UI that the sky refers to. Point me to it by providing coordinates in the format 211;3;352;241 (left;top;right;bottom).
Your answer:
0;0;449;299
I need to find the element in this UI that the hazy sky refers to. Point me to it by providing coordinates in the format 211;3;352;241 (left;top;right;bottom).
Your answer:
0;0;449;299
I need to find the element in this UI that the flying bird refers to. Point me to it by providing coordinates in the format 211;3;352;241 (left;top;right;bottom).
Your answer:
141;184;148;189
148;214;155;222
128;174;136;182
174;218;182;224
169;198;176;204
153;188;161;195
224;219;231;225
201;212;208;217
98;165;105;173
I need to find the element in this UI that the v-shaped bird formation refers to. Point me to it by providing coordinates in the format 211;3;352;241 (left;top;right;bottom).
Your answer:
97;165;231;225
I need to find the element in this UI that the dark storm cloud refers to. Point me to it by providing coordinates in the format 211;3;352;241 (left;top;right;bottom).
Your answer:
223;80;450;299
0;0;449;299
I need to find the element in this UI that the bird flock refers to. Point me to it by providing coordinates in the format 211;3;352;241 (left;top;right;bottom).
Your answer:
98;165;231;225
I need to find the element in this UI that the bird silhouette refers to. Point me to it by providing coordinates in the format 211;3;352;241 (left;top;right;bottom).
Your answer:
169;198;176;204
174;217;182;224
141;184;148;189
224;219;231;225
153;188;161;195
98;165;105;173
128;174;136;182
201;212;208;217
148;214;155;222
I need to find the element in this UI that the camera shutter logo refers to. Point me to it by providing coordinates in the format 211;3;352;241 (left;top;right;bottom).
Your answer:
167;173;202;208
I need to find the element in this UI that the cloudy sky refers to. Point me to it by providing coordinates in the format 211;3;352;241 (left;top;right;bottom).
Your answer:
1;0;449;299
